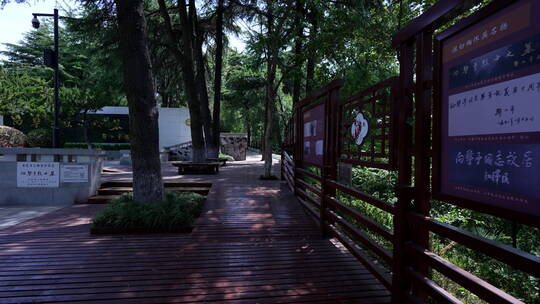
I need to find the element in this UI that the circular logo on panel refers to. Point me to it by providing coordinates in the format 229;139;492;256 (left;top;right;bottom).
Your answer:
185;119;191;126
351;112;368;145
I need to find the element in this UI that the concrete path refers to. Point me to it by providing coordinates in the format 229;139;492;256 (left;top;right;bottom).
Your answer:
0;206;61;230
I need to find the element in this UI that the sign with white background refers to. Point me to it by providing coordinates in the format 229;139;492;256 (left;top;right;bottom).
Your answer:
61;164;88;183
17;162;59;188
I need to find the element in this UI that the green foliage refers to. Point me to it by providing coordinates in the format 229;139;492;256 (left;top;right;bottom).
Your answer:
352;166;398;204
1;12;125;131
92;191;205;233
337;166;396;253
64;142;131;150
0;126;27;147
26;128;52;148
431;200;540;303
341;165;539;303
0;68;51;122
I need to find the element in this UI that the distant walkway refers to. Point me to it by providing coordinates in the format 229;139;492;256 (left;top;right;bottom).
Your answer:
0;158;389;303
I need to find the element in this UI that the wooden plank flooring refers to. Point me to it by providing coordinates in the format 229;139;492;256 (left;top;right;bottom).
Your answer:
0;159;390;303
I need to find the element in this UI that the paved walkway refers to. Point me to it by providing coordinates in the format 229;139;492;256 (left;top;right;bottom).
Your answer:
0;158;390;303
0;206;62;230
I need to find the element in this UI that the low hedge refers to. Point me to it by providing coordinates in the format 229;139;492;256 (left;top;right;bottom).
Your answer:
64;142;131;150
27;128;52;148
91;191;205;234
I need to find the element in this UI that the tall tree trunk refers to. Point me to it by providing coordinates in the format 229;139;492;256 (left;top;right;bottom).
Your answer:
212;0;224;158
263;0;277;178
305;6;318;94
261;97;267;161
292;0;303;104
246;117;251;147
191;0;216;159
82;110;91;149
115;0;164;203
194;30;213;158
305;50;316;94
157;0;206;161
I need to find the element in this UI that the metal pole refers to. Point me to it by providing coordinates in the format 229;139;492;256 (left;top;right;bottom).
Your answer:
53;8;60;148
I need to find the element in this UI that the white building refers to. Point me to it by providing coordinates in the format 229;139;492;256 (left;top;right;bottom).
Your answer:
90;106;191;150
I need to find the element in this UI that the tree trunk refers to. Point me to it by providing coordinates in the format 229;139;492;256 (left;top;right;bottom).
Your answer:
305;6;318;94
246;119;251;147
82;110;91;149
192;1;216;159
261;97;267;161
292;0;303;104
115;0;164;203
157;0;206;162
158;0;206;162
305;52;316;94
263;0;277;178
211;0;224;159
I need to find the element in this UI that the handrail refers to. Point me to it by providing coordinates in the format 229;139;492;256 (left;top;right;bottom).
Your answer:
164;141;192;150
296;178;322;197
296;167;322;182
326;195;394;242
326;223;392;289
328;180;395;214
409;213;540;276
406;243;525;304
326;209;393;264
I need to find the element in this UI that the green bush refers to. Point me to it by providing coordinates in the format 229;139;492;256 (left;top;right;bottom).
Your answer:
92;191;205;233
0;126;27;147
64;142;131;150
27;128;52;148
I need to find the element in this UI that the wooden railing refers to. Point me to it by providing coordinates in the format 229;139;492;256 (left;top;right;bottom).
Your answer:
283;55;539;304
163;141;192;151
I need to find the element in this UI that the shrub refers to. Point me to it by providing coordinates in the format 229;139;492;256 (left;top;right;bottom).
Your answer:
0;126;27;147
27;128;52;148
64;142;131;150
91;191;205;234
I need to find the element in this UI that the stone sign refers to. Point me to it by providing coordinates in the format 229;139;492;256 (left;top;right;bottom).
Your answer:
61;164;89;183
17;162;59;188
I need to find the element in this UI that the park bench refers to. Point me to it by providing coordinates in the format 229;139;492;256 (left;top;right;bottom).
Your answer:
171;161;221;174
206;157;229;166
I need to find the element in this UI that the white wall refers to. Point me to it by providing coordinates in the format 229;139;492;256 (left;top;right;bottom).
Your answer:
158;107;191;149
89;106;191;150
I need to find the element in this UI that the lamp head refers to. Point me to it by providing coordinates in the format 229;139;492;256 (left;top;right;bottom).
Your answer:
31;15;40;29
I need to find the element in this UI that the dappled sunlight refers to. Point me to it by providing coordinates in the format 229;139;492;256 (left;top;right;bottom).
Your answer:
0;157;388;303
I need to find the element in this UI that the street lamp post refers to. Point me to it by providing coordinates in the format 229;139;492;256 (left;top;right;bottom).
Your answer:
32;9;60;148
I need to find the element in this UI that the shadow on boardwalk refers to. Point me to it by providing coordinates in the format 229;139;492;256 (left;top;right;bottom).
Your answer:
0;158;390;304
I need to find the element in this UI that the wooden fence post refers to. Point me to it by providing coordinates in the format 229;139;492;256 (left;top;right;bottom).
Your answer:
321;87;341;236
392;40;415;304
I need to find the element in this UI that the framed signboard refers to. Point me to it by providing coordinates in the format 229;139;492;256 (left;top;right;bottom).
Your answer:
60;164;89;183
17;162;60;188
434;0;540;217
302;102;325;166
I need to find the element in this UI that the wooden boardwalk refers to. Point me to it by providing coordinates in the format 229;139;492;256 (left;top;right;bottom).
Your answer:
0;159;390;303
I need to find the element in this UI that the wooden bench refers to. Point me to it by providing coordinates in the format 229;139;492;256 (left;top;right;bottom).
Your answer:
206;157;230;166
171;161;221;174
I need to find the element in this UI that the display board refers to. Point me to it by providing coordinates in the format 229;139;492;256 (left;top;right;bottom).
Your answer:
438;0;540;216
17;162;60;188
60;164;89;183
302;103;325;166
